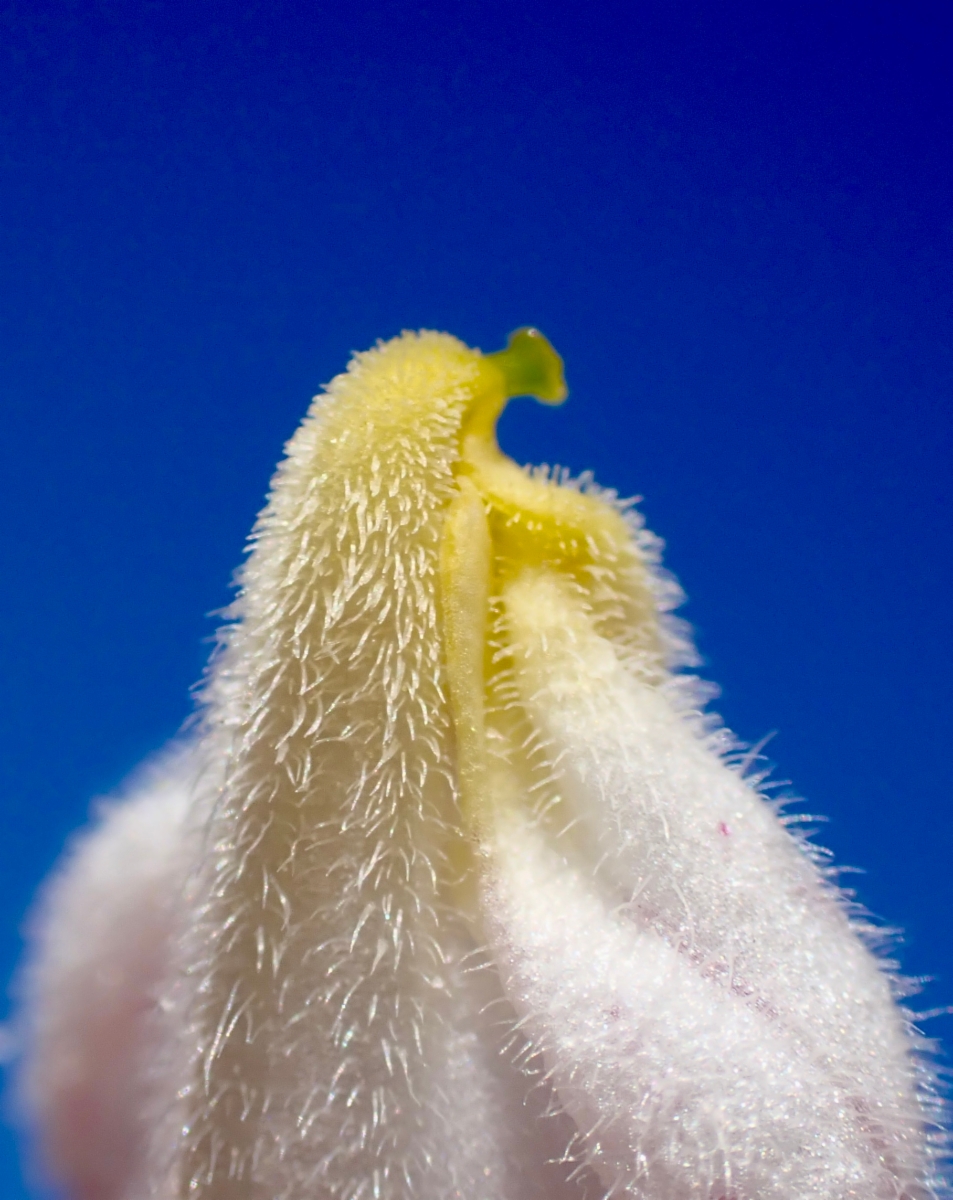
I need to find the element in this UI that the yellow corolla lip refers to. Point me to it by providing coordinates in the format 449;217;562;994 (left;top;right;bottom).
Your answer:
441;326;663;829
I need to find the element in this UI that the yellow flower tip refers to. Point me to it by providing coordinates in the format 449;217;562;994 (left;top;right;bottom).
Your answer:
458;327;564;459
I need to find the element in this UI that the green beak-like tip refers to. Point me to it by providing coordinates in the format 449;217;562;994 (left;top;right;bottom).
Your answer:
485;327;568;405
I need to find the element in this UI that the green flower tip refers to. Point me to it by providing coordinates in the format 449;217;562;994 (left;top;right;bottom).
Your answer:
485;327;568;405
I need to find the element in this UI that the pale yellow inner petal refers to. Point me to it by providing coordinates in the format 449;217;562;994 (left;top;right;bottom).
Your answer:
438;329;662;833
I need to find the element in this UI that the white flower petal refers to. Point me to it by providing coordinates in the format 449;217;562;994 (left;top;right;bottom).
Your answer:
480;567;934;1199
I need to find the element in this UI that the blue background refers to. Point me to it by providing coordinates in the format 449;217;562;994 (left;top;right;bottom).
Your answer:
1;2;951;1194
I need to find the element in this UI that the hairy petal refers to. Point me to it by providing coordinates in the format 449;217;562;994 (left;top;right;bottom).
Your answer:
480;567;935;1199
16;751;198;1200
15;329;943;1200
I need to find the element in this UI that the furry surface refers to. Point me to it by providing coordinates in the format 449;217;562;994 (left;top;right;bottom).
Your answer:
16;330;944;1199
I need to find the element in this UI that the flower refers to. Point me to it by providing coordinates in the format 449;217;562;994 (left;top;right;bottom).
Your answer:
18;330;943;1200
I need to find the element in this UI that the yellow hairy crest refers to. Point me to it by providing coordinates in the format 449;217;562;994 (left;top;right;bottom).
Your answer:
435;327;662;826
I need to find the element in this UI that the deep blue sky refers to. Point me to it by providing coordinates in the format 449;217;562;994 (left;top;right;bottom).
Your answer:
2;1;952;1194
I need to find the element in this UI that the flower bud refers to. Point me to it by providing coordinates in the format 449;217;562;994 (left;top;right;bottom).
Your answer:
18;330;942;1200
